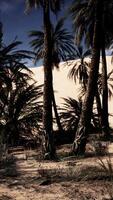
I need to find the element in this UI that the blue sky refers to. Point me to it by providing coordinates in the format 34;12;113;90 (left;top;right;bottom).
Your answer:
0;1;43;48
0;0;72;66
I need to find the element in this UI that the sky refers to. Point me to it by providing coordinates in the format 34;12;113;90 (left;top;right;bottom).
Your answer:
0;0;72;67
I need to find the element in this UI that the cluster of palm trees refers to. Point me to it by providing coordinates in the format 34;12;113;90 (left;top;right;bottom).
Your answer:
70;0;113;154
25;0;113;158
1;0;113;159
0;23;42;146
25;0;77;159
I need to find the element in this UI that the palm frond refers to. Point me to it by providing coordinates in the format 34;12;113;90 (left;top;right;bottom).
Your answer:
29;18;75;67
59;97;81;131
25;0;41;13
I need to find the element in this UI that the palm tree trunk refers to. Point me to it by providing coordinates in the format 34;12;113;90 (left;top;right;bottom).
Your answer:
42;0;56;159
72;0;102;155
101;44;109;138
95;87;103;128
52;86;64;133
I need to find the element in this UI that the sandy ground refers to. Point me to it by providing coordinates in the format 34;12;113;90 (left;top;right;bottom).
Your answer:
0;144;113;200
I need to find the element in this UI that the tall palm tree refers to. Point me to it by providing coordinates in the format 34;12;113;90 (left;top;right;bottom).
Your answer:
29;18;75;133
79;69;113;129
25;0;64;159
68;44;103;129
69;0;102;155
69;0;113;137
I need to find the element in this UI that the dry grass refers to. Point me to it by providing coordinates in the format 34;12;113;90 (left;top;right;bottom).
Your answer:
0;143;113;199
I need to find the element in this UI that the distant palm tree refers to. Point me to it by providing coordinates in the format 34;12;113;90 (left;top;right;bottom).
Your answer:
29;18;75;133
59;96;102;134
68;45;91;90
25;0;65;159
59;97;81;132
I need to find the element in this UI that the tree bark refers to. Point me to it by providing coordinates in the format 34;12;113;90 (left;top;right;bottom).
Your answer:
42;0;56;159
101;45;109;138
95;87;103;129
52;86;64;133
72;0;102;155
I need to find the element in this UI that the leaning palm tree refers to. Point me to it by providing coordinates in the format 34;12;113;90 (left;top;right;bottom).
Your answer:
29;18;75;133
25;0;64;159
79;69;113;129
67;44;103;129
69;0;102;155
69;0;113;137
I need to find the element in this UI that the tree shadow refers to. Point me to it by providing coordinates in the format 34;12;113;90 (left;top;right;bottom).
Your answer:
0;154;20;187
33;163;113;187
0;195;14;200
0;154;19;176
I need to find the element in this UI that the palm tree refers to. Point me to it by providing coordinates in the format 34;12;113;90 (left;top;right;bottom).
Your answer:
0;25;42;146
59;96;102;135
0;56;42;146
69;0;102;155
59;97;81;132
98;70;113;100
68;44;91;91
69;0;113;138
79;69;113;129
0;39;34;100
68;44;103;129
0;24;33;98
29;18;75;134
1;81;42;146
25;0;64;159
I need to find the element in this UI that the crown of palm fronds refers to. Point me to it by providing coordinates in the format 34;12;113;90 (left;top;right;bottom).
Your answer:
0;80;43;144
0;33;42;144
78;69;113;100
25;0;63;14
0;41;34;65
59;97;81;131
0;37;34;90
29;18;75;67
69;0;113;47
68;45;91;89
59;96;102;131
0;66;43;142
